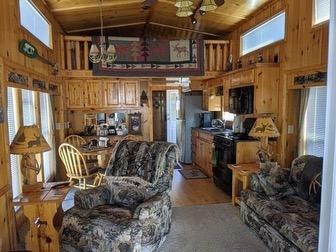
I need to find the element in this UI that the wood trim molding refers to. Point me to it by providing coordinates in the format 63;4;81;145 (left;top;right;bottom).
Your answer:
0;185;10;198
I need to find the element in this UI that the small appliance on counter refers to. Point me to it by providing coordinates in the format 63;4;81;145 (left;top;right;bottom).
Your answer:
97;124;109;137
98;137;109;147
199;112;213;128
108;125;116;135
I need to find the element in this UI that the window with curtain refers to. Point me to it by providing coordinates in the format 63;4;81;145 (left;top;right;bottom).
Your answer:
7;88;21;199
301;86;327;157
314;0;330;25
40;93;56;181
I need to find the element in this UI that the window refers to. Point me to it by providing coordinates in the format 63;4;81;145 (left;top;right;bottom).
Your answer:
40;93;56;181
314;0;330;25
7;88;56;198
7;88;21;199
19;0;52;48
240;12;286;56
301;86;327;157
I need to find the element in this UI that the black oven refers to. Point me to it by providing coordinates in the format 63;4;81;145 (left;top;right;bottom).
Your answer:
229;85;254;114
212;135;235;195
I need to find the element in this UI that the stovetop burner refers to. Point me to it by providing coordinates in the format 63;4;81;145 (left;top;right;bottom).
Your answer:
215;132;255;141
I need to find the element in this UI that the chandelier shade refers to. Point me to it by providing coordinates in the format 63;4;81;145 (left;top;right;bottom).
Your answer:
175;0;193;8
200;0;218;12
176;6;193;17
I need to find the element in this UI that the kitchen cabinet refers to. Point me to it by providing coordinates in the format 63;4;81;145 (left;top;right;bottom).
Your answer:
104;80;121;108
67;79;140;109
192;129;214;177
204;79;223;112
123;81;140;107
67;79;86;108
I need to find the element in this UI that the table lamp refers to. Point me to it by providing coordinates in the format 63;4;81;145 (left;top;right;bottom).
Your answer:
10;125;51;189
249;117;280;160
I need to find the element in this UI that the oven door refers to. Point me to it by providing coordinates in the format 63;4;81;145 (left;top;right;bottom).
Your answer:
213;142;235;185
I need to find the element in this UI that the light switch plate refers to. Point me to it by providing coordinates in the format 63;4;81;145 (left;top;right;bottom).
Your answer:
288;125;294;134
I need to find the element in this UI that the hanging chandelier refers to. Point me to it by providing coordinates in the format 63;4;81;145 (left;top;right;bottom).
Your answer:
89;0;117;64
200;0;218;12
175;0;220;18
175;0;193;17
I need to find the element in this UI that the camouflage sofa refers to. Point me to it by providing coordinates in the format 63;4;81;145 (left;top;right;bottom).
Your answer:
61;140;179;252
240;156;322;252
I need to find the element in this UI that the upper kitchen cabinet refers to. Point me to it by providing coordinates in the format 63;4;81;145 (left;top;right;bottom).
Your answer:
205;78;223;112
67;80;86;109
66;79;140;109
122;81;140;108
104;80;121;108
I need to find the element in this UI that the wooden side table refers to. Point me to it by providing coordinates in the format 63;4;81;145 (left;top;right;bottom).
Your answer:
12;182;73;252
228;163;259;206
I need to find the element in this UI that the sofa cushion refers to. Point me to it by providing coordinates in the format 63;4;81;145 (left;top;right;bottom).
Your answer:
242;190;319;252
105;176;158;209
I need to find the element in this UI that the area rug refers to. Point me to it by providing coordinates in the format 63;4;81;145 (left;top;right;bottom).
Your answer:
160;203;269;252
179;168;208;179
92;37;204;77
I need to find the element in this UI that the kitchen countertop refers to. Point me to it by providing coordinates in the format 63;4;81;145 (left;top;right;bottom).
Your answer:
192;127;232;135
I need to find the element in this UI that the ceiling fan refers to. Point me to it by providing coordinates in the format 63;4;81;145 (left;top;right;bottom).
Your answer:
142;0;225;10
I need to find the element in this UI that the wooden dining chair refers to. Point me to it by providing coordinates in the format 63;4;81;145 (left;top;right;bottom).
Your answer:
64;135;98;163
58;143;103;189
64;135;86;148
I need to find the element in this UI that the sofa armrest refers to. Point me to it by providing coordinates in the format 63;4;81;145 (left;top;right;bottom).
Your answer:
74;186;110;209
249;174;264;193
133;191;171;220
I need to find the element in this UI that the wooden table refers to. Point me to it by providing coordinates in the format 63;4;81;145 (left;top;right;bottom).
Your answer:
80;145;115;168
228;163;259;206
12;182;73;252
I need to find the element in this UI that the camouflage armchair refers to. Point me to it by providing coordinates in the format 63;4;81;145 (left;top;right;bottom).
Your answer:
240;156;323;252
61;140;179;252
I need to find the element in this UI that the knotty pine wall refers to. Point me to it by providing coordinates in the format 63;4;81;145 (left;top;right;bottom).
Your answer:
0;0;64;250
227;0;328;167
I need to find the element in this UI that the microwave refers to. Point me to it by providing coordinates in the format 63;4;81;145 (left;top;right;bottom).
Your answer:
229;85;254;115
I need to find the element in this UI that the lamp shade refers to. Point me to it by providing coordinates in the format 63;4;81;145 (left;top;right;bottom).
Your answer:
249;117;280;138
10;125;51;154
200;0;218;12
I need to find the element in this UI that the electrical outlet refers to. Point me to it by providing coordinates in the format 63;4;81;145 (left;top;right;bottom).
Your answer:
288;125;294;134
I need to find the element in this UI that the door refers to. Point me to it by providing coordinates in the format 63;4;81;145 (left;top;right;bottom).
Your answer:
166;90;179;144
152;91;167;141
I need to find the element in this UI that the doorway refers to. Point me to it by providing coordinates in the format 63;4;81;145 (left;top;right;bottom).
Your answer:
166;90;179;143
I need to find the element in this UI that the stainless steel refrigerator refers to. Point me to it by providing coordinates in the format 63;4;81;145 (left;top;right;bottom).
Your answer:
177;91;203;164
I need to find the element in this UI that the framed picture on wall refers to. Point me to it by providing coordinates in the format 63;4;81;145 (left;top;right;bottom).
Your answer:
128;113;142;135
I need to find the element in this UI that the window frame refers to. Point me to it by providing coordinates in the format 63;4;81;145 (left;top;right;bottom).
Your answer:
313;0;330;27
240;11;286;56
18;0;53;49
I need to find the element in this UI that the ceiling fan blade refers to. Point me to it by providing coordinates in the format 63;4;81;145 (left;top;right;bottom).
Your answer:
214;0;225;6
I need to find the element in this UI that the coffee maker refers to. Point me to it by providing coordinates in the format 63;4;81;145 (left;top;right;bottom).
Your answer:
199;112;213;128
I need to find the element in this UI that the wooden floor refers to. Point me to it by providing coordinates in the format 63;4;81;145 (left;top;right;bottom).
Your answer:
171;166;231;207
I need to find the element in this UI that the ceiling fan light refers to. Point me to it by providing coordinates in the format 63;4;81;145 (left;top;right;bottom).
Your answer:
176;6;193;17
175;0;193;8
89;44;101;63
200;0;218;12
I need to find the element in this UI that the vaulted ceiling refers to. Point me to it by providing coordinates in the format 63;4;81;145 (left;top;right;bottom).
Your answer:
45;0;268;39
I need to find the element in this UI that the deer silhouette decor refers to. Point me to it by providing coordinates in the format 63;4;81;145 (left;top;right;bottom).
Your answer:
28;134;41;148
255;123;268;133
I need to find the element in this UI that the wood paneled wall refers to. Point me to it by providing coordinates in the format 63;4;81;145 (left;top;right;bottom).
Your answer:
227;0;329;167
0;0;64;250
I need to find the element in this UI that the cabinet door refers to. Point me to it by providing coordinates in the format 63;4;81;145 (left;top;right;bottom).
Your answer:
223;78;230;111
67;80;86;108
86;80;105;108
122;81;139;107
208;96;222;112
231;72;241;87
104;80;121;107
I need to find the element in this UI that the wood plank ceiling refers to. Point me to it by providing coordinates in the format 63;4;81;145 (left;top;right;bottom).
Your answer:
44;0;268;39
